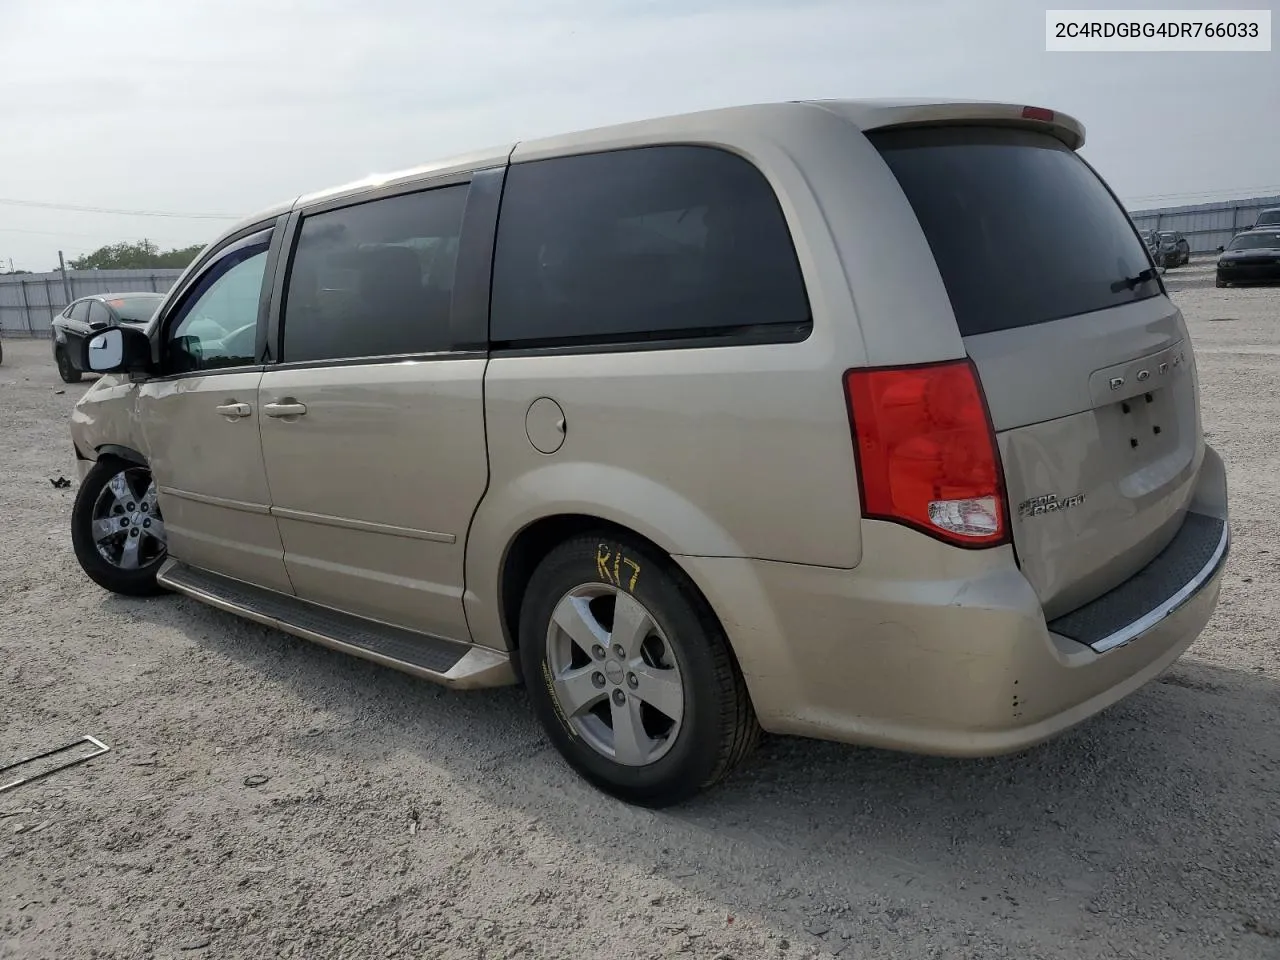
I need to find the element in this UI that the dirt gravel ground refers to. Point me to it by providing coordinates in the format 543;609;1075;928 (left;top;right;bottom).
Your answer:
2;263;1278;960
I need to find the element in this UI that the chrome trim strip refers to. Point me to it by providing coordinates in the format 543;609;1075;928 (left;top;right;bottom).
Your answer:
270;506;456;544
1090;520;1229;654
158;486;271;515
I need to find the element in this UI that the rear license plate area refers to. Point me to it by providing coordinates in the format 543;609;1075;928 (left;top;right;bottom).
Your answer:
1118;387;1174;453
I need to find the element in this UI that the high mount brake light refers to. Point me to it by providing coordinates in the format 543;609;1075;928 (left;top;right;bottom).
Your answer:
845;360;1010;548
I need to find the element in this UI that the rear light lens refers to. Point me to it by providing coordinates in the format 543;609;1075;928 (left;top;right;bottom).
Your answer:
845;359;1009;548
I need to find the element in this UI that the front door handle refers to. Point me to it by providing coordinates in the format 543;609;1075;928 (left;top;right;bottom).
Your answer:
263;401;308;418
215;402;252;420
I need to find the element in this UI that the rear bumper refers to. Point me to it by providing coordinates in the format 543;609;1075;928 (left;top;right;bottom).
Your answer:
676;444;1229;757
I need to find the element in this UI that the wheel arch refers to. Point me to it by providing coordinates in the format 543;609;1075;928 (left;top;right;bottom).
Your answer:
494;513;731;666
499;515;667;650
95;443;148;466
465;462;750;657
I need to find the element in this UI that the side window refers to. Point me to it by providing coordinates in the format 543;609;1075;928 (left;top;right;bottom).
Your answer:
164;239;271;375
69;301;91;323
87;301;110;327
490;145;810;348
281;184;468;363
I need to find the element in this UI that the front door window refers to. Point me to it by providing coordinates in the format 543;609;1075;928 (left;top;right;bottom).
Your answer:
164;240;270;375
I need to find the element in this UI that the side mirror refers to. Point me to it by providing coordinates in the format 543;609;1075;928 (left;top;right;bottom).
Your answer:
77;326;151;374
1216;245;1225;253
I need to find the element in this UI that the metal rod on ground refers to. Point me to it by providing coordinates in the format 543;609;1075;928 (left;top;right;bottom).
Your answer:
0;736;111;795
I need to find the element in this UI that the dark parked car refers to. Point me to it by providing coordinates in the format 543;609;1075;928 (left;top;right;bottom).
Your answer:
51;292;164;382
1249;207;1280;230
1216;229;1280;287
1152;230;1190;267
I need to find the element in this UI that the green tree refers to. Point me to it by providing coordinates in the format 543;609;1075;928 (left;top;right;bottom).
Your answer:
68;240;204;270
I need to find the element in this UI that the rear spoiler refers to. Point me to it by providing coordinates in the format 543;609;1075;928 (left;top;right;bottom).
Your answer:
812;100;1086;151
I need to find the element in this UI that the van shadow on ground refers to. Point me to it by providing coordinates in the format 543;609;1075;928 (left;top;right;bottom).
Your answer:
112;591;1280;957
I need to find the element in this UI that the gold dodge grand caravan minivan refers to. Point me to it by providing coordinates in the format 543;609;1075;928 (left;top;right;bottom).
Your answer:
69;100;1229;806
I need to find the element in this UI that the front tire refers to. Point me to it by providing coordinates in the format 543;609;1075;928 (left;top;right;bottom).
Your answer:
1216;275;1228;288
519;534;759;807
56;346;82;383
71;459;168;596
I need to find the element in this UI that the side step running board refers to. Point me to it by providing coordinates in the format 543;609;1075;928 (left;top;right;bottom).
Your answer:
157;560;515;690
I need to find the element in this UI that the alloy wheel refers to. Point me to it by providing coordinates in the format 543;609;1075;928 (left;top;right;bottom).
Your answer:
90;466;166;570
545;584;685;766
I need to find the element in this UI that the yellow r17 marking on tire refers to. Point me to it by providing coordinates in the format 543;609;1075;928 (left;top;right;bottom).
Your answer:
621;558;640;592
596;544;613;584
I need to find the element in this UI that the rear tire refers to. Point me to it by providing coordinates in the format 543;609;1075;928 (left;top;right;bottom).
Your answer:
71;459;168;596
56;346;82;383
519;534;759;807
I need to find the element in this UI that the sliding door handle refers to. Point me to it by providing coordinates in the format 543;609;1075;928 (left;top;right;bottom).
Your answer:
263;401;308;419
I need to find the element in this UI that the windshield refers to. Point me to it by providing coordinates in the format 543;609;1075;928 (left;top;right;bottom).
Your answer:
1254;210;1280;227
106;296;163;323
1227;232;1280;251
868;126;1159;336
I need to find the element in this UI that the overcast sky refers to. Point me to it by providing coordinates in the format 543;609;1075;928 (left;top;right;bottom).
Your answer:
0;0;1275;270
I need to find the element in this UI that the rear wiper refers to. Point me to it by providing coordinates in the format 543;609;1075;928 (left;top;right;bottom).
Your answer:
1111;267;1159;293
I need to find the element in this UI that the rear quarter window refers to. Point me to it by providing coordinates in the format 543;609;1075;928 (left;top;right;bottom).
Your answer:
868;127;1160;337
490;145;810;348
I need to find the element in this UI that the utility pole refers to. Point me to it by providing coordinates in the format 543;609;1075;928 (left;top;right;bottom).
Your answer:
58;250;72;303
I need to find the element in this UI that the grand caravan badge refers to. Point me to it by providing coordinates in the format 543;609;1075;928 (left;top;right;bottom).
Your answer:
1018;493;1086;519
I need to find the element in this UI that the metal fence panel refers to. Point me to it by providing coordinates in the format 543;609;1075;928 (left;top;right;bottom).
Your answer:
0;269;183;338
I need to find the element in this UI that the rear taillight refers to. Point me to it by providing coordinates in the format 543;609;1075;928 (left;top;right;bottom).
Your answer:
845;359;1009;548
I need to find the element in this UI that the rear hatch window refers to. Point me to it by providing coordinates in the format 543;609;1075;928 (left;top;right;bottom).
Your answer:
866;126;1159;336
107;297;163;323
